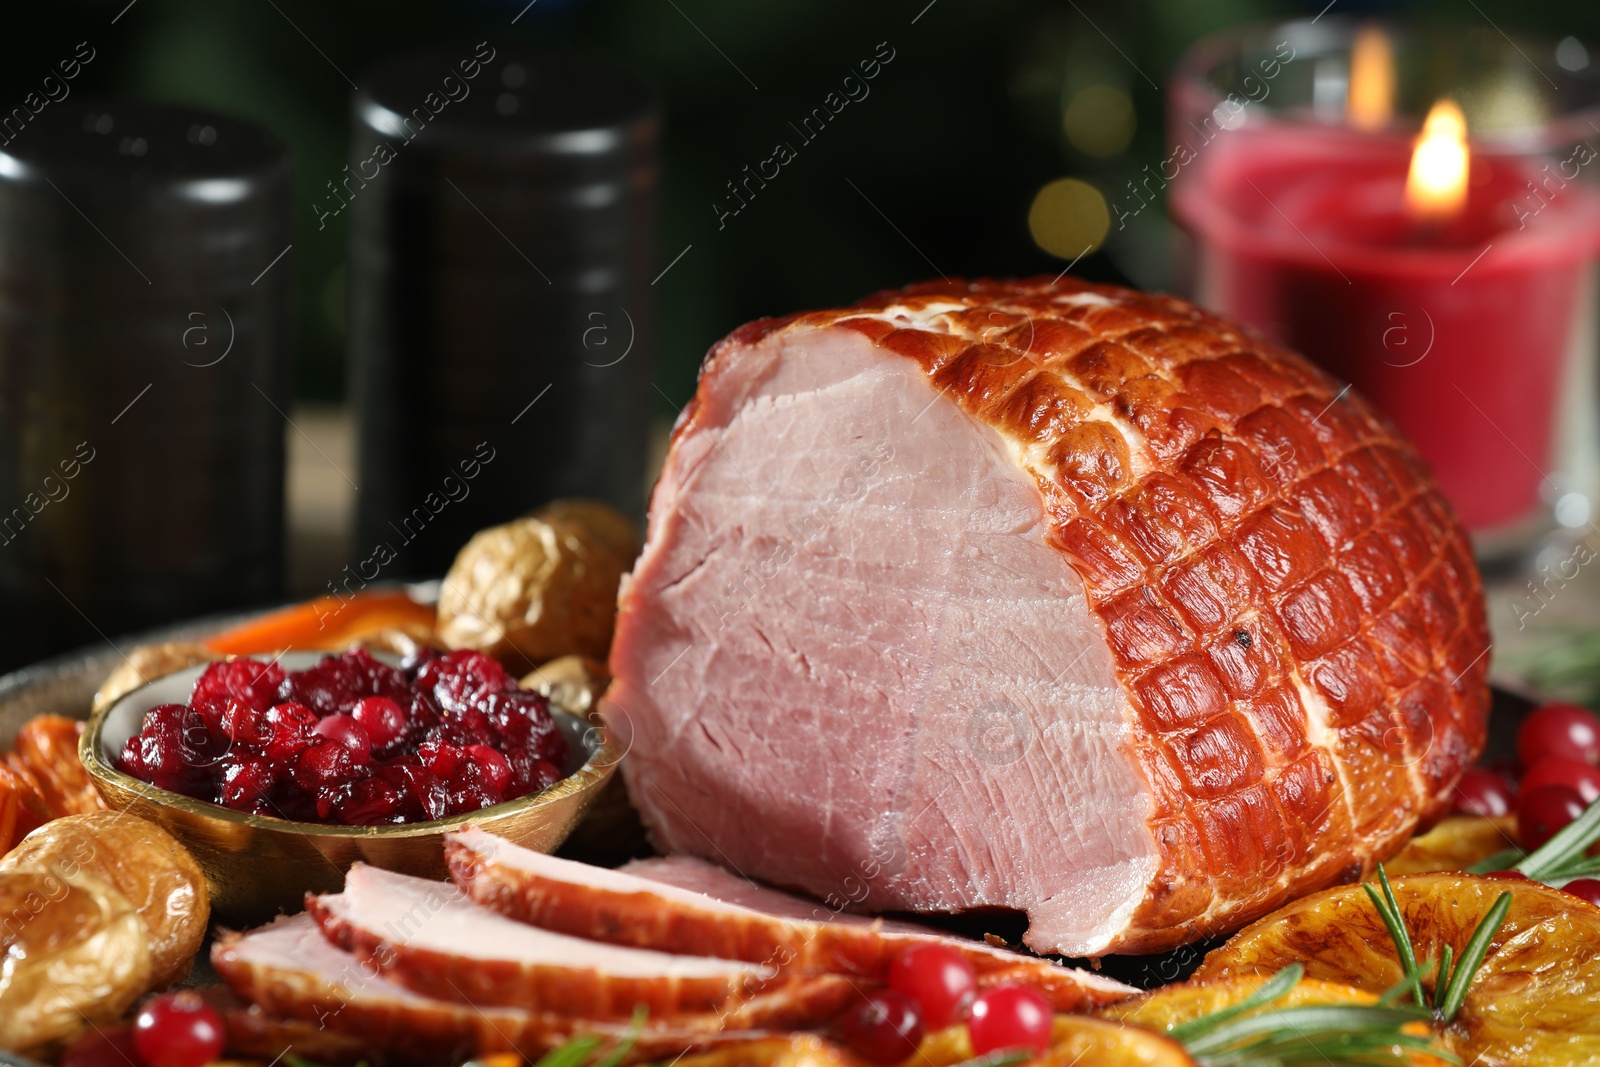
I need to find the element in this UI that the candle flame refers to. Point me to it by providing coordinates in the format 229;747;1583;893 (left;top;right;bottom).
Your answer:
1348;25;1394;131
1406;99;1469;221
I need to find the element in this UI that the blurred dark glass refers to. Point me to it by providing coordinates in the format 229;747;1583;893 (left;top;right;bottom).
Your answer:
348;46;657;577
0;100;292;670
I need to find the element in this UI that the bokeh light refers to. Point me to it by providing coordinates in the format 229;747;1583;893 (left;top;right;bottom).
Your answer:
1063;84;1135;157
1027;178;1110;259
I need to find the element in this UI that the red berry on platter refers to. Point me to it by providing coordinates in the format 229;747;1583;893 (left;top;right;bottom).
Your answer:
1518;784;1588;851
132;990;226;1067
968;985;1053;1055
837;990;925;1064
1562;878;1600;906
886;943;978;1030
61;1023;140;1067
1452;766;1516;818
1518;703;1600;767
1521;758;1600;805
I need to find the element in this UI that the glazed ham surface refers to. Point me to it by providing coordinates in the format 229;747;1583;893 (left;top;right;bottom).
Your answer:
446;828;1132;1009
605;276;1491;956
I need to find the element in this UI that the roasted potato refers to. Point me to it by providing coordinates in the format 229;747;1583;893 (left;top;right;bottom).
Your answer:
1;812;209;989
438;500;639;672
521;655;612;717
93;641;218;714
0;867;153;1054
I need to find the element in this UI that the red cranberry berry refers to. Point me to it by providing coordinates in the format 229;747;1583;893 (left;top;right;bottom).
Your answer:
1519;784;1588;851
312;714;372;762
417;650;512;713
61;1023;141;1067
837;991;925;1064
279;649;407;715
338;776;408;825
192;658;287;716
219;757;277;811
1518;703;1600;767
1521;759;1600;805
219;698;271;747
968;986;1053;1055
352;696;407;750
466;744;514;795
1562;878;1600;906
1452;766;1516;818
293;739;359;795
132;991;226;1067
886;944;978;1029
417;738;463;777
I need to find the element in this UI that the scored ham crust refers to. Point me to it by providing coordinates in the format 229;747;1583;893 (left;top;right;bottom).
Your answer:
605;276;1491;956
445;828;1132;1009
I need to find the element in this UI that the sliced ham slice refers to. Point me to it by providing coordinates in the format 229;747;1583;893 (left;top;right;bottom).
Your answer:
212;915;776;1063
446;828;1132;1010
307;865;853;1023
605;277;1490;956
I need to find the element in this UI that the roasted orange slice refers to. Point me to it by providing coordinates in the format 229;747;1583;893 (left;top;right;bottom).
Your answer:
1386;815;1518;875
1194;872;1600;1066
670;1020;1193;1067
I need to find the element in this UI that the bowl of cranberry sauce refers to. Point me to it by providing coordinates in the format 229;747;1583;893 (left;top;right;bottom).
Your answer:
80;647;623;922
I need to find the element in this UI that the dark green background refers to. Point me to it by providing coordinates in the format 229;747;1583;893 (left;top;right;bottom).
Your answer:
12;0;1585;413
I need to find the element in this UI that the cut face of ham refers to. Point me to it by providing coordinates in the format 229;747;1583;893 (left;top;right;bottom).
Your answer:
605;277;1491;956
447;828;1132;1010
211;915;778;1063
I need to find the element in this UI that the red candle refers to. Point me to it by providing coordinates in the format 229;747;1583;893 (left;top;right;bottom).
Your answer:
1173;111;1600;534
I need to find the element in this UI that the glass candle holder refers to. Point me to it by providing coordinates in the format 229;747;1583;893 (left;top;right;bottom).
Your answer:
1169;18;1600;557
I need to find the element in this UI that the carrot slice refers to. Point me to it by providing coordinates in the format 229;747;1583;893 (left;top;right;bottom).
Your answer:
204;591;437;657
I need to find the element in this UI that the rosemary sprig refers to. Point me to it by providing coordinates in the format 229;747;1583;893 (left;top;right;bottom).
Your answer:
1516;793;1600;881
1363;863;1512;1024
1164;963;1454;1067
1363;865;1424;1007
946;1052;1031;1067
1167;965;1303;1043
1434;890;1511;1023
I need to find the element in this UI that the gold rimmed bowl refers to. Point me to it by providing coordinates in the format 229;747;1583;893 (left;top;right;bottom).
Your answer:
79;651;623;923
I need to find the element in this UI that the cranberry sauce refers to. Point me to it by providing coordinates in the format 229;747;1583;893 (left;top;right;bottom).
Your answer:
117;648;570;825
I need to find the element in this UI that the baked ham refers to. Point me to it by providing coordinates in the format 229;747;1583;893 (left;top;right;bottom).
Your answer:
604;276;1491;956
446;828;1132;1008
307;864;855;1024
211;915;775;1064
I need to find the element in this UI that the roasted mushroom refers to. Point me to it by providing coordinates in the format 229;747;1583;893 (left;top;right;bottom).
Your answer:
93;642;218;715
